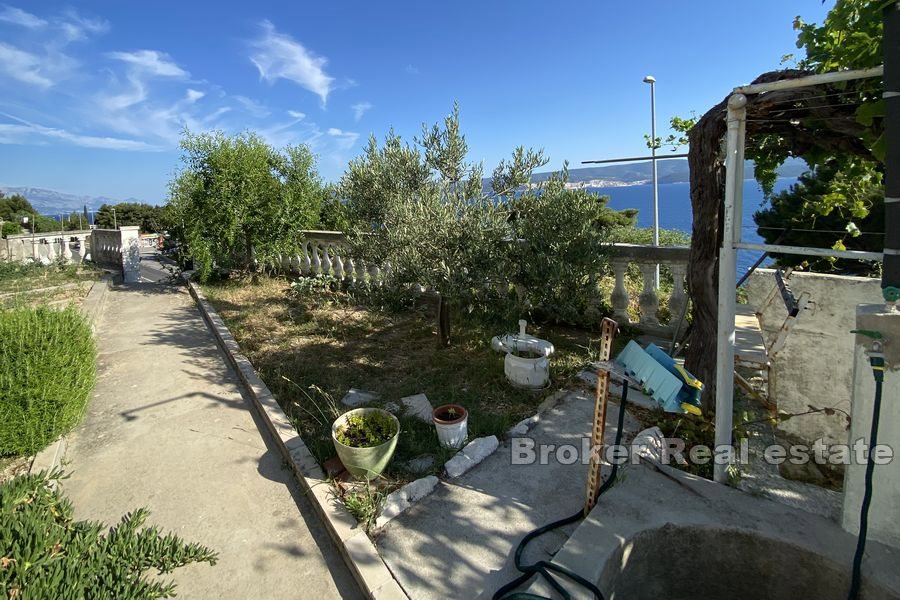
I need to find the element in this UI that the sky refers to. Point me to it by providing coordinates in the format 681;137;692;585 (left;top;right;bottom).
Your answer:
0;1;832;203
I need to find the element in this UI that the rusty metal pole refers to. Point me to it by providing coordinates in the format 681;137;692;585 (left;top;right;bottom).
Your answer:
584;318;617;515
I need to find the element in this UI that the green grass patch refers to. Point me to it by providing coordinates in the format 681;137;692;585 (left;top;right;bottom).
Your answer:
0;306;97;456
1;470;217;598
0;261;100;293
203;276;607;480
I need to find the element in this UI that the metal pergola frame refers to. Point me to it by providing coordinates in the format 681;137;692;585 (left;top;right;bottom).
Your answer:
713;65;885;483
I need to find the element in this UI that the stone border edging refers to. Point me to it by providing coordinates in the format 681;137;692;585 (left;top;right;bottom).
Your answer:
30;274;114;477
186;281;409;600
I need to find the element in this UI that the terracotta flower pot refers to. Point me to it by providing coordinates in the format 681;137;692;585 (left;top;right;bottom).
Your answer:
432;404;468;449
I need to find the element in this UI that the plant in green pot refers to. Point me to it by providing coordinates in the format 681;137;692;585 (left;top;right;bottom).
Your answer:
332;408;400;480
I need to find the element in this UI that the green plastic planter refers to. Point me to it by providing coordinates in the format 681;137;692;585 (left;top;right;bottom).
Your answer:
331;408;400;480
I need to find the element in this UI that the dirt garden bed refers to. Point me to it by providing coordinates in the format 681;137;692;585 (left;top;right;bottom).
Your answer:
202;276;626;485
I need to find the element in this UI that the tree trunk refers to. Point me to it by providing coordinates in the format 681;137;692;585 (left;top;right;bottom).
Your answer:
437;295;451;347
685;99;728;414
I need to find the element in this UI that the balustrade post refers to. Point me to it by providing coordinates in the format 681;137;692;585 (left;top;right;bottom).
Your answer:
344;256;355;283
637;262;660;326
668;263;688;325
610;259;631;322
309;242;321;274
332;248;344;280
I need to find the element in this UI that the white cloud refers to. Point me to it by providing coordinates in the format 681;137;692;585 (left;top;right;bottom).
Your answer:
0;113;159;151
249;20;334;105
0;43;53;88
58;8;109;42
287;110;306;120
234;95;270;118
351;101;371;122
327;127;359;150
185;89;205;103
0;5;47;28
107;50;187;78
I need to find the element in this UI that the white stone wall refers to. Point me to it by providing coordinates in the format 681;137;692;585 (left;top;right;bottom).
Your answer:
745;269;884;446
842;306;900;550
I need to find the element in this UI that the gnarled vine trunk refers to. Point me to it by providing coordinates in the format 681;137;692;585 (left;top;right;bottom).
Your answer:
685;99;728;415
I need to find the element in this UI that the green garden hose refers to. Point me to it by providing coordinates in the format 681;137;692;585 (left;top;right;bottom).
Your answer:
492;385;630;600
848;330;885;600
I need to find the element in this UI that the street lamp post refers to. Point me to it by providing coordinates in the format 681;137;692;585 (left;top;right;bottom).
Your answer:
643;74;660;289
112;208;117;229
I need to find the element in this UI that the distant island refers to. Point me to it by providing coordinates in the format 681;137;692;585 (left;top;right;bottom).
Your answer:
4;157;808;216
518;157;808;189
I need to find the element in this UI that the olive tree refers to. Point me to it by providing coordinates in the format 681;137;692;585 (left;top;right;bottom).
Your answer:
343;104;546;345
168;130;323;280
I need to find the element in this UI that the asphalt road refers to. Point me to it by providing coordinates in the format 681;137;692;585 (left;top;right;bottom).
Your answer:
138;247;179;283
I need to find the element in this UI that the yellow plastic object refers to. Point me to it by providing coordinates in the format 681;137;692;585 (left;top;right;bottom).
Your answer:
680;402;703;416
673;364;703;389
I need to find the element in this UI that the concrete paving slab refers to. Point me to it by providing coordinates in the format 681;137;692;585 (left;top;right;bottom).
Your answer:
61;256;361;600
401;393;433;422
376;390;640;599
343;388;381;407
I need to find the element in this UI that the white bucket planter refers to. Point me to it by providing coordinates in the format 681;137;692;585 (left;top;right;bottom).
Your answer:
505;351;551;389
432;404;468;449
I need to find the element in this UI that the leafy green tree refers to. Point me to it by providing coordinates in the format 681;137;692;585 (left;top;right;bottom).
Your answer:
755;160;883;274
507;165;637;325
1;222;20;237
343;105;639;339
94;202;166;232
168;130;323;280
752;0;884;237
318;184;351;231
0;192;34;222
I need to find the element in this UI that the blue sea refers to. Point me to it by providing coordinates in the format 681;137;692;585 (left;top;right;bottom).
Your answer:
591;177;797;277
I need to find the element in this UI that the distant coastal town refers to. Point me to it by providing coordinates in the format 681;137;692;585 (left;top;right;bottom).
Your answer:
527;179;650;190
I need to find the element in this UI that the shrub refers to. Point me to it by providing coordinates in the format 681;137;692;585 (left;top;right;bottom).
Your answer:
336;412;398;448
0;306;96;456
507;167;638;326
0;470;217;598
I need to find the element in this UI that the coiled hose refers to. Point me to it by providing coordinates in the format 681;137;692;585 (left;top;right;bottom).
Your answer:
493;385;630;600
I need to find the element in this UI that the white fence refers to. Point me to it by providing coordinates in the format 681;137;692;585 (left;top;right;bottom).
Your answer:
277;231;691;336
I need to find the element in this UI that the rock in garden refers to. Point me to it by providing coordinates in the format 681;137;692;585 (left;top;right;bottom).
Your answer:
341;388;380;407
401;393;433;422
445;436;499;478
383;401;400;414
375;475;439;528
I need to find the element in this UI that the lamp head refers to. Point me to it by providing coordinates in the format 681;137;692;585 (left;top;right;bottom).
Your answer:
643;75;656;84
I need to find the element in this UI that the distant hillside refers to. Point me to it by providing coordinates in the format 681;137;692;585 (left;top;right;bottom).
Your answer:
0;186;152;216
497;157;808;188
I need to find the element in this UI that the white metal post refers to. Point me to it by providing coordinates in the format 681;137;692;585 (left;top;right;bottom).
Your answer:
645;75;660;289
714;93;747;484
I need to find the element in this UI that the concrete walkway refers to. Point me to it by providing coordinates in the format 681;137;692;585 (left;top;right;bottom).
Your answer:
377;389;641;599
62;254;361;599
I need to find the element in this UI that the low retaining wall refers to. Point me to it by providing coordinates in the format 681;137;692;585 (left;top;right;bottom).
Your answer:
745;269;884;446
90;226;141;282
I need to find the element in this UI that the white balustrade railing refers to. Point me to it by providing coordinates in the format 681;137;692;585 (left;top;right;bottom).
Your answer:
274;231;390;287
276;232;691;334
0;230;93;265
607;243;690;334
